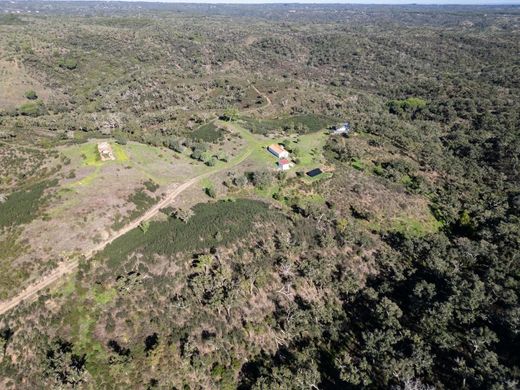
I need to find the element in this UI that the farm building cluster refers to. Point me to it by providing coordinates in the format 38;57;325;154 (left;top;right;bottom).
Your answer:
261;120;348;174
268;144;293;171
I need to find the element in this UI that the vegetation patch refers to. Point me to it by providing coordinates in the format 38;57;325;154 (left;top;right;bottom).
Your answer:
388;215;443;237
93;287;117;305
189;122;224;143
0;232;29;299
112;144;128;161
80;144;102;166
240;114;332;135
0;180;56;229
112;188;156;231
18;100;45;116
101;199;282;269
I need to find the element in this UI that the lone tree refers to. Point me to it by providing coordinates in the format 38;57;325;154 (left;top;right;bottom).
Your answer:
205;186;217;198
219;107;239;122
25;90;38;100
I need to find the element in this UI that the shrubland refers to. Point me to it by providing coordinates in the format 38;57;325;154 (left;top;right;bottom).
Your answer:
0;2;519;389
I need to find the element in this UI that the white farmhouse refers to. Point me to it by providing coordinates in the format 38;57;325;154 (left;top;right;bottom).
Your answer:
268;144;289;159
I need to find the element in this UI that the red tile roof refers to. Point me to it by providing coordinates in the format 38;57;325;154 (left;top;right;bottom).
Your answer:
279;159;290;165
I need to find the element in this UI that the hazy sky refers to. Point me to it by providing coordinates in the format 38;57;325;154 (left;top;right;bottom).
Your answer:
106;0;520;4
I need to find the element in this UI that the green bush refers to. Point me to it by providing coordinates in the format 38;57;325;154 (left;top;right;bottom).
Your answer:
18;100;45;117
189;123;223;143
387;97;427;116
351;159;364;171
205;186;217;198
59;58;78;70
24;90;38;100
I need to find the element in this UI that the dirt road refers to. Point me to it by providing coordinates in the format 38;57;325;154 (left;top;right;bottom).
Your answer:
0;148;253;316
0;176;201;316
0;85;267;317
249;83;272;111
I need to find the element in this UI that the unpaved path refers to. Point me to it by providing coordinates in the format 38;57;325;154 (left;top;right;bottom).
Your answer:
0;139;255;316
0;176;202;316
251;84;272;107
0;83;269;317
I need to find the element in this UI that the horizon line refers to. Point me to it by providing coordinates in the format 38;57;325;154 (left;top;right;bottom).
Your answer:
7;0;520;4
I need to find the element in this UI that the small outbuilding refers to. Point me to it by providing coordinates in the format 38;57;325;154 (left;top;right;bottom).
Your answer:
330;122;351;135
98;142;115;161
278;159;291;171
268;144;289;159
306;168;323;177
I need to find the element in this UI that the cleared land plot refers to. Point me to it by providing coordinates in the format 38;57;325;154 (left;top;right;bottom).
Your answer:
6;140;207;296
220;120;328;171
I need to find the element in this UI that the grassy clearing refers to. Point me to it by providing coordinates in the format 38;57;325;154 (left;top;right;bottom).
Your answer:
64;141;128;167
232;122;327;171
201;177;213;189
367;210;442;237
253;183;281;199
389;215;443;237
112;144;128;161
63;140;185;189
80;143;102;166
100;199;283;270
291;131;328;168
93;287;117;305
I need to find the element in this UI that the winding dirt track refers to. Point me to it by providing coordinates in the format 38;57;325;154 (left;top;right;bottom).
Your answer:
0;85;270;317
0;176;203;316
251;84;272;108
